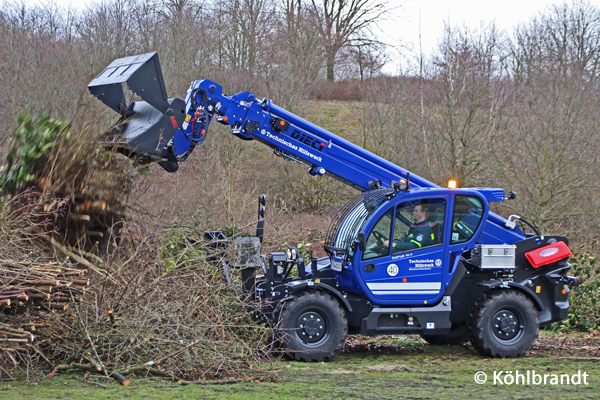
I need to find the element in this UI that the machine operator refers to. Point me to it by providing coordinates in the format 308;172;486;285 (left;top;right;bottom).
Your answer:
385;203;434;252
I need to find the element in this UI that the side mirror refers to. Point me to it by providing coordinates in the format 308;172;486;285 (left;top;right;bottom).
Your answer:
357;232;366;252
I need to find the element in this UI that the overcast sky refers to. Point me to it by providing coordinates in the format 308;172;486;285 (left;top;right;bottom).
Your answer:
380;0;600;63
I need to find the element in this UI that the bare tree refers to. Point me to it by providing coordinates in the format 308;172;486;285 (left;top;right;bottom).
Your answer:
426;23;509;187
499;71;600;235
152;0;215;94
212;0;277;78
348;37;387;80
308;0;387;81
0;2;86;137
262;0;324;109
75;0;140;69
511;0;600;82
354;77;419;165
500;0;600;238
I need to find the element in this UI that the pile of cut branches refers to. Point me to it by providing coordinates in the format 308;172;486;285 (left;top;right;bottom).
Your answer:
42;220;277;385
0;191;86;373
0;258;90;371
0;192;276;384
0;114;278;384
0;261;89;310
0;112;133;250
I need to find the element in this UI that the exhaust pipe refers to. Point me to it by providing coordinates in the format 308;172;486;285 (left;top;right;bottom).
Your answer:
88;52;185;172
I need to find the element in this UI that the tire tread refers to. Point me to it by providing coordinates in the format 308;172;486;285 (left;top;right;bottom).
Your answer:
468;290;539;358
279;290;347;362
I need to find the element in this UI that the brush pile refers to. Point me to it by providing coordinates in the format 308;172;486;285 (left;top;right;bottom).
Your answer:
0;260;89;363
0;261;90;311
0;190;83;368
0;113;132;249
0;114;277;384
0;217;276;384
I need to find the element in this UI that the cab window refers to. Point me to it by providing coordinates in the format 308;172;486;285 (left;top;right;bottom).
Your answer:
362;208;393;260
451;195;484;244
392;199;446;254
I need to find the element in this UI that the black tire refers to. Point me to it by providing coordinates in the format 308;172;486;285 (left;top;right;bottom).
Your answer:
468;290;539;358
277;290;347;362
421;323;468;346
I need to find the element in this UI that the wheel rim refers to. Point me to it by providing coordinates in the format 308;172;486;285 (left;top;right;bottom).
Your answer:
491;308;525;344
295;309;330;347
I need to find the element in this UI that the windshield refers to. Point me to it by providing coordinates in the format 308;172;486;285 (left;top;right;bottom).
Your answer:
325;189;393;253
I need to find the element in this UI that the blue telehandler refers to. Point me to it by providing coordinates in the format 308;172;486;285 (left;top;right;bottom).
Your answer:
88;53;580;361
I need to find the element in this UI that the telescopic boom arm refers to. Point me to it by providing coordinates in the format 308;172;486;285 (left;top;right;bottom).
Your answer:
176;78;441;192
88;52;522;243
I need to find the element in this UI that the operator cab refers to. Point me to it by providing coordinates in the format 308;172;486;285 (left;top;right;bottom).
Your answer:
325;188;488;306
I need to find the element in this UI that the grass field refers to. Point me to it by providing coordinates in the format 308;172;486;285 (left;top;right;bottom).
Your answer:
3;332;598;400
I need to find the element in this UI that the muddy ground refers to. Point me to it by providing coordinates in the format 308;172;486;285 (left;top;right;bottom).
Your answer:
2;332;599;399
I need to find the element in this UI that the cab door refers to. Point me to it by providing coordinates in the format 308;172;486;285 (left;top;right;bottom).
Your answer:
356;193;487;305
357;196;449;304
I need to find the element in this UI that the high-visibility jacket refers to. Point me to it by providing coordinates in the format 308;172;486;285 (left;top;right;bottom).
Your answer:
393;220;434;252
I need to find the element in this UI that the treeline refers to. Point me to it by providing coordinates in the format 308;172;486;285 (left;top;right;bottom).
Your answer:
1;0;599;247
0;0;384;127
355;0;600;246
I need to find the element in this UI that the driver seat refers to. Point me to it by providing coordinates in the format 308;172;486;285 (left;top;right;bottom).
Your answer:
429;222;444;244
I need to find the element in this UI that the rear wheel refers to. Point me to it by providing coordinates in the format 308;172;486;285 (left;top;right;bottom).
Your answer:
468;290;539;358
277;291;347;362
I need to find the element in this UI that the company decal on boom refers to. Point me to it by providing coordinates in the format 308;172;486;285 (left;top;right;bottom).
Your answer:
289;130;326;151
262;129;323;162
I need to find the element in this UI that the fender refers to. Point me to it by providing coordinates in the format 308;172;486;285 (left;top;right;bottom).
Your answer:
477;281;545;311
281;281;353;313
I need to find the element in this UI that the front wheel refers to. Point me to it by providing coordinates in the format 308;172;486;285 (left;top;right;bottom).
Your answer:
277;291;347;362
468;290;539;358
